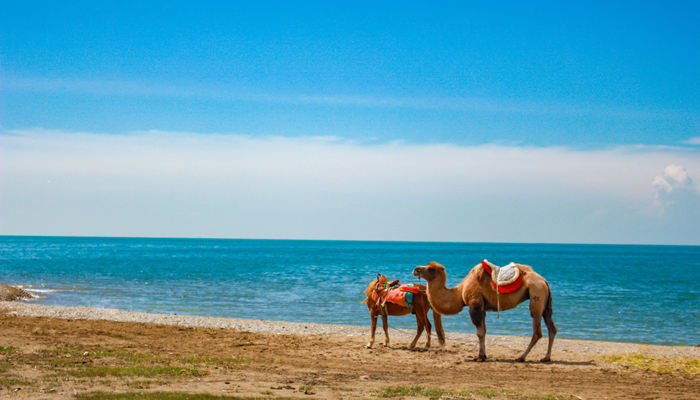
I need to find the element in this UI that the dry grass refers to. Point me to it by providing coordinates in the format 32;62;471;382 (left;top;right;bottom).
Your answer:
602;353;700;375
75;393;296;400
374;385;572;400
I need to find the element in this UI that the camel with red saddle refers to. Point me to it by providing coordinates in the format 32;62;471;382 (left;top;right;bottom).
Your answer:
362;274;445;350
413;260;556;362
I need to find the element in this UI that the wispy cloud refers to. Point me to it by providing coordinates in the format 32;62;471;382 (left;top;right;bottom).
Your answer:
2;128;699;244
1;76;682;120
682;137;700;145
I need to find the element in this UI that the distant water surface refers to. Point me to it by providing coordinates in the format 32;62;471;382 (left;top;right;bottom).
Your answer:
1;236;698;346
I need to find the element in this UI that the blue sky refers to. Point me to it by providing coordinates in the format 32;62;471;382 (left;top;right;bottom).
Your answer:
1;2;699;243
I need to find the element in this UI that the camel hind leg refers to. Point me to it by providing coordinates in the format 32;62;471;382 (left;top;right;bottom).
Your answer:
409;295;431;349
381;313;390;347
409;312;424;349
541;286;557;362
517;290;547;362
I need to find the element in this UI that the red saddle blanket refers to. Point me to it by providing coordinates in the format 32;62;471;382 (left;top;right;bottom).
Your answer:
481;260;523;293
372;284;420;308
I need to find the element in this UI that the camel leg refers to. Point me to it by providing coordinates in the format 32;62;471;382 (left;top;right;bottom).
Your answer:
366;311;378;348
517;299;544;362
423;309;432;349
409;312;424;349
414;296;431;349
469;302;487;361
541;290;557;362
381;313;390;347
433;311;446;349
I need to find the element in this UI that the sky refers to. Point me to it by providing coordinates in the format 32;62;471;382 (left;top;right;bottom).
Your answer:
1;2;699;244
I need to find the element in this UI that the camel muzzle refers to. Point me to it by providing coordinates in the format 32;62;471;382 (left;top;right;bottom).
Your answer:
412;267;424;278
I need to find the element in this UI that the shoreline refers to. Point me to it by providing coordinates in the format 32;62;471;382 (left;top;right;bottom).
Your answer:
2;301;697;359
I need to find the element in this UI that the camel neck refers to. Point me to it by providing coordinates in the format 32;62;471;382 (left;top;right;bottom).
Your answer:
426;274;465;315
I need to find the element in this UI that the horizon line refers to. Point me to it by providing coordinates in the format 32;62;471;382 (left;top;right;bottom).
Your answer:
1;234;697;247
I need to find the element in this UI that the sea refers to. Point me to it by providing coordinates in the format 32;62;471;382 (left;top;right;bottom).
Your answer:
1;236;698;346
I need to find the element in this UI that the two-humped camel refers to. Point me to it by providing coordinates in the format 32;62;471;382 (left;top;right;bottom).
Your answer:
413;261;556;362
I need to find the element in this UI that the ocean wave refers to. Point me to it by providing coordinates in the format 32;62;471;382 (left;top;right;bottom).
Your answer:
15;285;60;294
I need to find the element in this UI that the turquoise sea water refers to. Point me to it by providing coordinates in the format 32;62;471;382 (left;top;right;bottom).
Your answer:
1;236;698;346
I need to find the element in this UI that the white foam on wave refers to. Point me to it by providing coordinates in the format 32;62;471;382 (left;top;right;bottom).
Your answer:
15;285;59;294
12;285;59;300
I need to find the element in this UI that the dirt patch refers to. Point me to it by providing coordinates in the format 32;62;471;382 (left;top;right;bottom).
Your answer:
0;311;697;399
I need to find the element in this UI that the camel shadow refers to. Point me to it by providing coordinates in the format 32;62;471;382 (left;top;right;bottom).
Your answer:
397;345;454;353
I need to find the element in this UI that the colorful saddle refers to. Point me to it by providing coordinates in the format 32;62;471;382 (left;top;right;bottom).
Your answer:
371;277;422;309
481;260;523;293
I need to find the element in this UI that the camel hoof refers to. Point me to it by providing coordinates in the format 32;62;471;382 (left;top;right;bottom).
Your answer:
473;355;487;362
540;357;551;363
516;357;526;363
365;344;373;349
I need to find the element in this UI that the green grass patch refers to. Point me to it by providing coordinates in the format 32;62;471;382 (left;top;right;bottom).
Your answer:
375;385;451;398
375;386;570;399
456;388;501;398
124;380;155;389
602;353;700;375
0;360;10;373
68;365;206;378
76;392;296;400
0;345;17;354
0;377;32;388
38;346;168;363
181;356;249;368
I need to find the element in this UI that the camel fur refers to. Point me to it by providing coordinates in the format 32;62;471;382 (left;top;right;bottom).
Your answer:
362;277;446;350
413;261;556;362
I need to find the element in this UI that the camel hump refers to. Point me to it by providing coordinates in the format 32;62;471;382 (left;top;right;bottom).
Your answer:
480;260;523;293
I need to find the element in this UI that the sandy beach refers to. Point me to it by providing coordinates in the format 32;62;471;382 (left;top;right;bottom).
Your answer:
0;301;698;400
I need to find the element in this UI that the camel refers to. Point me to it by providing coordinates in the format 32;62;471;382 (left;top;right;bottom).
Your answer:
412;261;556;362
362;275;446;350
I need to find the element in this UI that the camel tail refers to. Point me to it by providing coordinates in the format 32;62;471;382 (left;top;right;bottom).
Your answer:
544;282;553;316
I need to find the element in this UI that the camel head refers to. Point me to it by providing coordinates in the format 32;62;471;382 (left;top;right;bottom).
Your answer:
412;261;446;282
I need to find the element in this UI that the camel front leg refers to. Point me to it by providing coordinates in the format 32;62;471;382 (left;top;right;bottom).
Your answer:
366;312;378;348
433;311;446;349
381;313;390;347
469;303;487;361
423;313;432;349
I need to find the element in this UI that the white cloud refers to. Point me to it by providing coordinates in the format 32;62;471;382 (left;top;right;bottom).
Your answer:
1;129;700;244
682;136;700;145
652;164;698;211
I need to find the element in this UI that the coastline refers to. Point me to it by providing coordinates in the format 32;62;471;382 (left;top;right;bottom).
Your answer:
2;301;697;359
